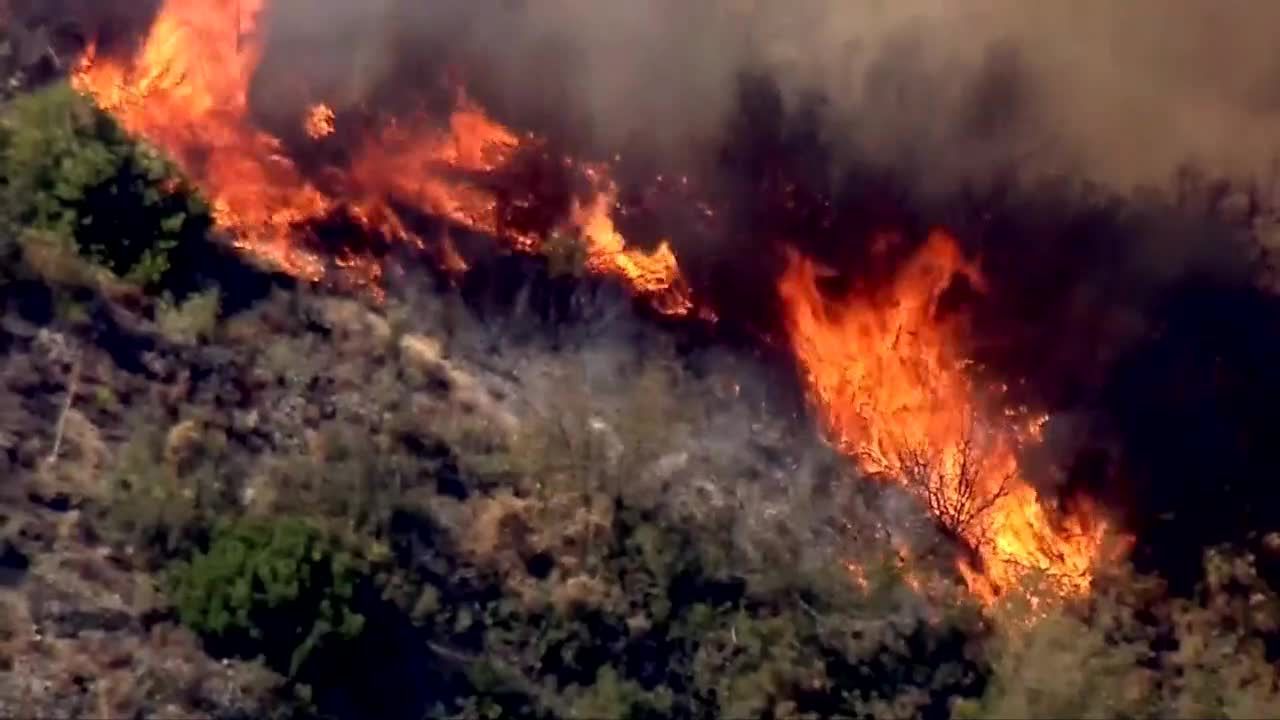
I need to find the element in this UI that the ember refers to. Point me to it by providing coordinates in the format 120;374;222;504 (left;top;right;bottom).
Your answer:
304;103;334;139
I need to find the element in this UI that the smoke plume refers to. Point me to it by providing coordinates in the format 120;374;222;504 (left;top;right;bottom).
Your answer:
248;0;1280;192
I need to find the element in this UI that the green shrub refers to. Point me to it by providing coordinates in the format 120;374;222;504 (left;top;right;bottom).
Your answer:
954;600;1153;719
567;667;673;720
960;553;1280;720
106;428;203;556
169;517;368;676
106;421;240;558
0;82;209;288
266;423;418;536
156;287;221;344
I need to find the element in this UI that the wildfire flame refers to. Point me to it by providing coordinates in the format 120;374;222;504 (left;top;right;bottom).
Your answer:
778;230;1115;602
71;0;1124;604
571;185;693;315
304;103;335;139
70;0;691;308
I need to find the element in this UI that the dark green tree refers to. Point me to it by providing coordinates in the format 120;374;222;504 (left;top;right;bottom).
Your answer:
0;82;210;287
169;517;368;677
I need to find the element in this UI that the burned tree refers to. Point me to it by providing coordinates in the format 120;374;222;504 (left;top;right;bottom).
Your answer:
895;417;1013;549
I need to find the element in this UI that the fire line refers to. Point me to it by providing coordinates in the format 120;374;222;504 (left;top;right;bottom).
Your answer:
73;0;1120;604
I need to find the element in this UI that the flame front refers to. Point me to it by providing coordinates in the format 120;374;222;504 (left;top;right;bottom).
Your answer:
777;231;1112;602
74;0;1121;604
71;0;691;307
73;0;330;280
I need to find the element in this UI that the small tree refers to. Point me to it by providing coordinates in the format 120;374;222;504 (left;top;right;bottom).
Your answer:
896;418;1011;545
169;517;368;676
0;82;210;288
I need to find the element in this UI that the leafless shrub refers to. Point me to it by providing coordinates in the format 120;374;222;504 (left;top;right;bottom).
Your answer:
895;418;1011;546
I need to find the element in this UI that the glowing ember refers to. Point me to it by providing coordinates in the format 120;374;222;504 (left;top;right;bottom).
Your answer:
778;230;1113;601
304;103;335;139
71;0;693;308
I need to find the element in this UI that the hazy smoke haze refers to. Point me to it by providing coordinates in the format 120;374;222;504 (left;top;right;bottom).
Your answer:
243;0;1280;191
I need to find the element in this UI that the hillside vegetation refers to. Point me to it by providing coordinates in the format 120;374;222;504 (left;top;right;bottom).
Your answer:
0;81;1279;720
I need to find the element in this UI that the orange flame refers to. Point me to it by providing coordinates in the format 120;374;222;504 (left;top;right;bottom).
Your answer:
73;0;1123;604
571;181;693;315
304;103;335;139
71;0;692;308
72;0;330;281
778;231;1115;602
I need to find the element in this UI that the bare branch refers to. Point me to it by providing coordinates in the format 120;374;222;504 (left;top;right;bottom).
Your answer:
895;412;1012;548
46;351;82;465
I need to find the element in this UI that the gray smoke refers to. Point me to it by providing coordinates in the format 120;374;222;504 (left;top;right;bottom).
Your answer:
253;0;1280;192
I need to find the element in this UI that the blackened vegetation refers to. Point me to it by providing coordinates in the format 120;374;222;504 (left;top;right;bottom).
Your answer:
1100;283;1280;590
951;184;1279;592
4;0;162;71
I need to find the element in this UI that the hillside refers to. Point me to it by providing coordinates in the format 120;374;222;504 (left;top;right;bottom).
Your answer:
3;6;1280;720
